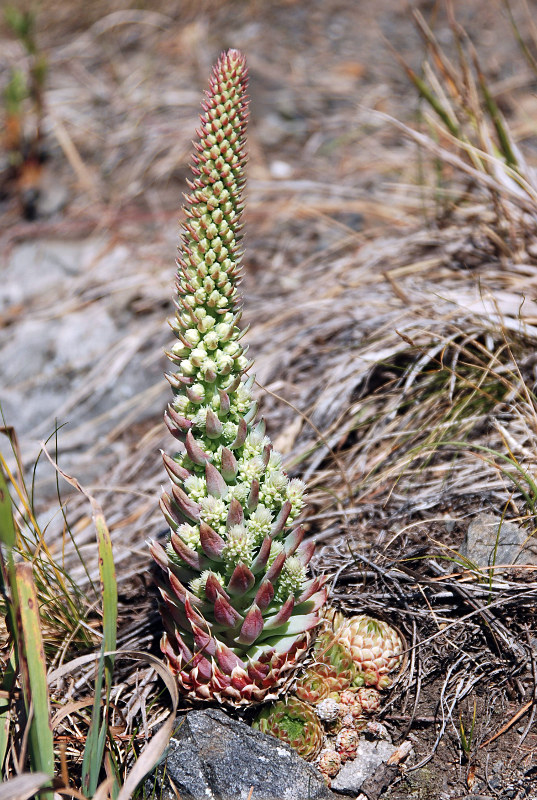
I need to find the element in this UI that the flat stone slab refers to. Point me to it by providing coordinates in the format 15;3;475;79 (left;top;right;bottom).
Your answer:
157;708;335;800
458;513;537;571
330;739;397;795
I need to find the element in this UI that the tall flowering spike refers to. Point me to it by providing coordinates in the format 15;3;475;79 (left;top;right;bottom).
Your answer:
152;49;328;707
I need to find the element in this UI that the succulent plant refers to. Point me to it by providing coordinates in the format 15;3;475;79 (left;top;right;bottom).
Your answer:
317;747;341;779
294;664;332;704
339;689;363;718
336;615;404;691
357;686;381;714
315;696;340;724
335;726;360;762
253;696;325;761
150;49;327;706
312;628;356;693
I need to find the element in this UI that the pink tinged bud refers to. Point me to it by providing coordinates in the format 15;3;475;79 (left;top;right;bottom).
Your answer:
161;451;191;484
254;578;274;610
226;496;244;528
227;563;255;596
186;385;205;403
205;462;228;498
171;485;201;522
296;539;315;567
171;532;204;570
164;411;190;440
237;604;263;645
204;367;217;383
262;443;272;469
226;375;241;393
284;525;304;555
251;537;272;574
247;479;259;512
264;594;294;630
220;447;238;481
199;521;225;559
185;430;211;465
213;594;242;628
165;372;188;390
215;639;246;675
166;405;193;431
270;501;292;537
265;550;286;582
218;390;230;413
243;402;258;423
149;539;169;570
229;417;247;450
205;408;223;438
253;418;266;438
204;572;230;602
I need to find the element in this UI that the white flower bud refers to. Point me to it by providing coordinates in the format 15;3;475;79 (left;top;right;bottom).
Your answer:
184;329;201;346
204;331;220;351
199;315;215;333
190;347;207;367
180;359;195;376
171;342;190;358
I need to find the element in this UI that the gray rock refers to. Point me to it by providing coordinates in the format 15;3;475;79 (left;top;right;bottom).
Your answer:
458;513;537;571
156;708;335;800
330;739;396;795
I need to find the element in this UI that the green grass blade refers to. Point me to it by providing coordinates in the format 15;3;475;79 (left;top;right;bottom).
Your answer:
15;562;54;786
81;509;117;798
81;644;106;797
0;649;16;773
95;509;117;682
0;463;16;549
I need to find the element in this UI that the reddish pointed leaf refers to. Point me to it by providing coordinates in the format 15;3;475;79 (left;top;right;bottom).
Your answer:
171;531;203;570
264;594;294;629
204;572;229;602
218;390;230;413
254;578;274;610
237;604;263;645
162;451;191;483
199;521;225;559
206;462;228;498
149;539;169;569
296;539;315;567
227;563;255;596
265;550;286;582
251;537;271;573
170;485;201;522
215;640;245;675
191;622;217;656
247;479;259;512
185;430;211;465
213;594;242;628
205;408;223;439
229;417;247;450
284;525;304;555
271;500;291;536
220;447;238;481
226;497;244;528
